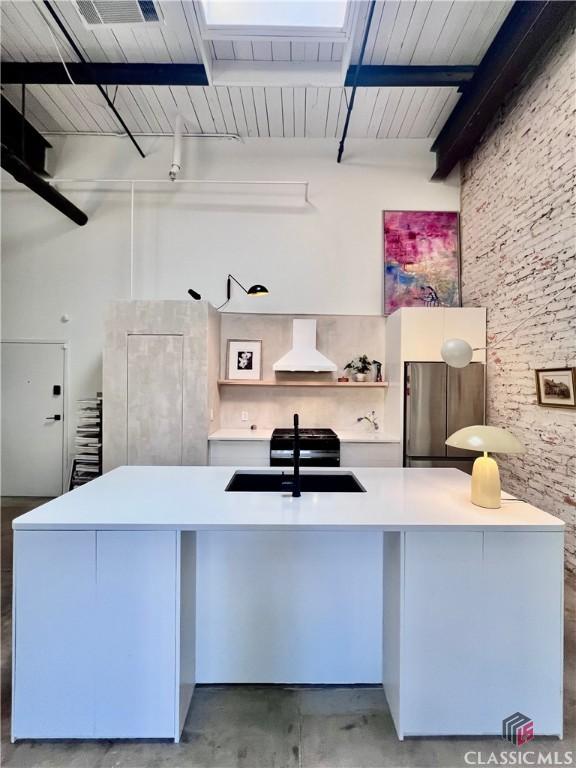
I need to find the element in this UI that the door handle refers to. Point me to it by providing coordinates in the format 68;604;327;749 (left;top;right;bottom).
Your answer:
46;415;62;421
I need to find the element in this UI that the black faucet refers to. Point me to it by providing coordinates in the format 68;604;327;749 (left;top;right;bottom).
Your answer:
292;413;301;497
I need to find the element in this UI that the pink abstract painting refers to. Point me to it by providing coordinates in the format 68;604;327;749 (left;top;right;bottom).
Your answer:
383;211;461;315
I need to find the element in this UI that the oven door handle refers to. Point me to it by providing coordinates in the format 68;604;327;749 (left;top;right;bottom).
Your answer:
270;449;338;458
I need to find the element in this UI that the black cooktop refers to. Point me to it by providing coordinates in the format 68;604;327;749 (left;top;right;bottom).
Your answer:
272;428;337;439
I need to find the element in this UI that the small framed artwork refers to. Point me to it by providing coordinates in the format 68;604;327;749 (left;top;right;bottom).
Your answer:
226;339;262;380
535;368;576;408
383;210;461;315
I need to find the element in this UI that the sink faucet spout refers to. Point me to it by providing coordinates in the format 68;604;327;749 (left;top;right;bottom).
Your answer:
292;413;301;497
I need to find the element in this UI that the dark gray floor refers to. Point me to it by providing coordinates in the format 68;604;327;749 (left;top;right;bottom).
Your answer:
2;498;575;768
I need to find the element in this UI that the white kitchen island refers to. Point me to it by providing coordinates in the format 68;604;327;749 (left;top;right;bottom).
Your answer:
12;467;564;743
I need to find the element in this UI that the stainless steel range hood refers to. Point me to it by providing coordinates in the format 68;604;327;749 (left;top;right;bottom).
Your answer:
273;319;337;373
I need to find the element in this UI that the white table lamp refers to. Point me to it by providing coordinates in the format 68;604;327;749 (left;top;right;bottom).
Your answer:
445;426;525;509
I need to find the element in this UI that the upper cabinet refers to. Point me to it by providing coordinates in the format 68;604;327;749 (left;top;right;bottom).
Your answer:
388;308;487;364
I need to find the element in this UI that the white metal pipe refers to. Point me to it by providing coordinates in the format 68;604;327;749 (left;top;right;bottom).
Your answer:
42;131;243;141
130;182;135;300
169;113;184;181
43;178;308;188
3;177;310;201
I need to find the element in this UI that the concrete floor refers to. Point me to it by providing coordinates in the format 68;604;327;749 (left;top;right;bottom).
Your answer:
2;498;575;768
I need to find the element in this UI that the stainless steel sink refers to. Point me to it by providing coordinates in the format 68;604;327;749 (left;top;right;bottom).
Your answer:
225;471;365;493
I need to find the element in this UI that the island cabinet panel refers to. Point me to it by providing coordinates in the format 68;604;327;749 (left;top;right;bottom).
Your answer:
177;531;197;739
13;530;182;740
396;530;564;738
12;531;97;739
382;532;403;736
401;531;485;736
195;530;383;683
127;334;184;466
94;531;179;738
481;531;563;736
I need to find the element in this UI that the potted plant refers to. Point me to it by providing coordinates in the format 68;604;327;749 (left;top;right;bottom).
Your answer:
344;355;372;382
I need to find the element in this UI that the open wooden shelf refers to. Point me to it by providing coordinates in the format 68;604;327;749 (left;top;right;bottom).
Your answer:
217;380;388;388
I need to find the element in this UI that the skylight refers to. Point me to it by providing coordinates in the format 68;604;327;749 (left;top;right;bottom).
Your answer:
200;1;349;29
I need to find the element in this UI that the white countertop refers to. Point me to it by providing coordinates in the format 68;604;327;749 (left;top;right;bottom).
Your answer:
13;466;564;532
208;428;400;443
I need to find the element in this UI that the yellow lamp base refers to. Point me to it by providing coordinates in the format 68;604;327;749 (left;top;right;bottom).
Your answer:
471;454;501;509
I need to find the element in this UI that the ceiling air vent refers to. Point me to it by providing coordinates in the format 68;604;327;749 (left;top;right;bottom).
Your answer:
74;0;163;28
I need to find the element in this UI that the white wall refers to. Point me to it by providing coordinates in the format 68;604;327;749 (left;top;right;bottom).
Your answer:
1;135;459;465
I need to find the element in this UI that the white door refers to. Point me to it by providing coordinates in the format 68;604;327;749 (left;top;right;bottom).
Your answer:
1;342;65;496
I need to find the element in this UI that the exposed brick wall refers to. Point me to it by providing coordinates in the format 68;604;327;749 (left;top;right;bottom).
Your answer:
460;12;576;571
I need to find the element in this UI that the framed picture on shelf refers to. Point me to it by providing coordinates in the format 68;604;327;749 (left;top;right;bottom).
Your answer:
535;367;576;408
226;339;262;380
383;210;461;315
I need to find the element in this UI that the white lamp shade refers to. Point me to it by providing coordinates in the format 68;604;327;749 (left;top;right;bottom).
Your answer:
441;338;474;368
446;425;525;454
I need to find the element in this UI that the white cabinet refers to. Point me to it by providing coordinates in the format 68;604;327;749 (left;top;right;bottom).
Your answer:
13;525;563;742
384;530;564;738
209;440;269;466
401;531;485;735
13;531;97;739
481;532;564;735
394;307;487;364
94;531;178;738
103;301;220;471
13;529;187;741
341;442;401;467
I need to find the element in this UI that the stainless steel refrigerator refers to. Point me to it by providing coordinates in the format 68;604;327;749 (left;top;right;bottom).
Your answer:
403;362;485;474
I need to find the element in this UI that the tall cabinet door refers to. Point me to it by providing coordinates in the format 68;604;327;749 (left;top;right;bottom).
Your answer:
127;334;184;465
446;363;485;457
401;531;484;734
13;531;97;739
406;363;447;457
95;531;178;738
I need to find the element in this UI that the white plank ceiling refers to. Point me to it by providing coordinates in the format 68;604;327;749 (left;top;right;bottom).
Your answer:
1;0;513;139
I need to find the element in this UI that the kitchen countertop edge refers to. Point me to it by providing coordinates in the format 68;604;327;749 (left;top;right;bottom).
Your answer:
208;429;401;443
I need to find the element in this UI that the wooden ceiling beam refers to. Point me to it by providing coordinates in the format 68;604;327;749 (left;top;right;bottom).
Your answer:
431;1;575;180
2;62;473;88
